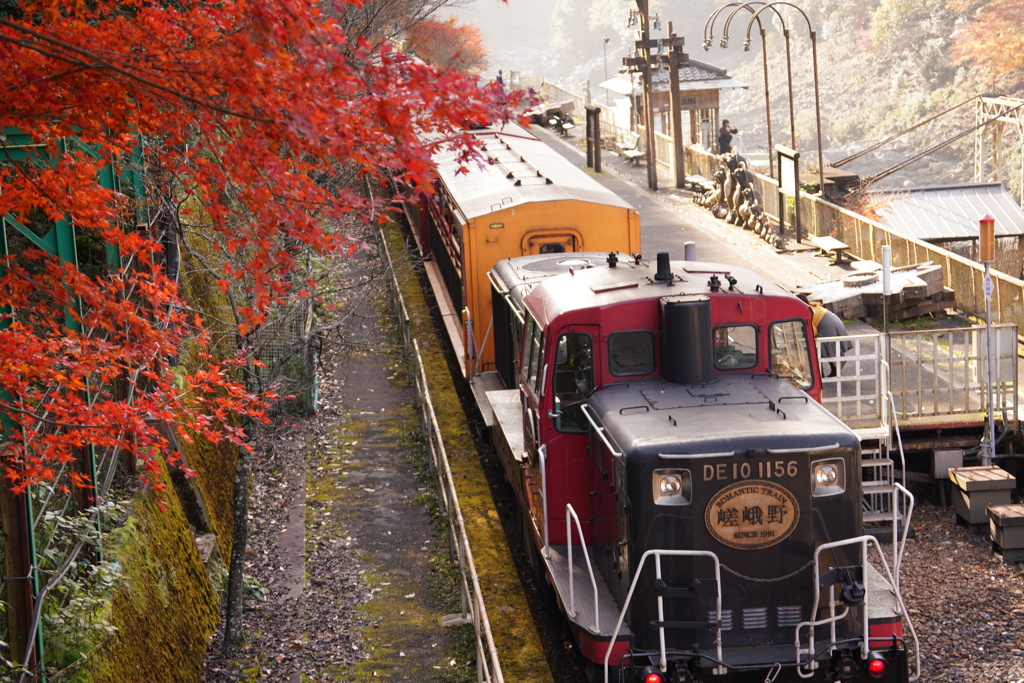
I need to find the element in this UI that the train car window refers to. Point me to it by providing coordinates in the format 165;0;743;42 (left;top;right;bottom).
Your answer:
525;317;544;393
768;319;813;390
552;333;593;433
713;325;757;370
608;331;655;376
538;243;565;254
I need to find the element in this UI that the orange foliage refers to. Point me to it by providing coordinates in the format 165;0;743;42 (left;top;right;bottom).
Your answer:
0;0;513;492
949;0;1024;88
405;16;488;73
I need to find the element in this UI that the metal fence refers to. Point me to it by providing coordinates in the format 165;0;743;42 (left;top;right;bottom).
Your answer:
375;226;504;683
819;324;1018;431
684;144;1024;340
253;299;319;416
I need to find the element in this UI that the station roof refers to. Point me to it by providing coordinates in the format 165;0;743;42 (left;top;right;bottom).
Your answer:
870;183;1024;242
599;59;747;97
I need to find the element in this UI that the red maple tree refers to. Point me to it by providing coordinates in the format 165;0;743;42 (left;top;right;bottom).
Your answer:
405;15;489;73
0;0;513;493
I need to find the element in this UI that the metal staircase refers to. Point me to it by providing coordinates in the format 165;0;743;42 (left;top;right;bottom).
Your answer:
860;430;901;533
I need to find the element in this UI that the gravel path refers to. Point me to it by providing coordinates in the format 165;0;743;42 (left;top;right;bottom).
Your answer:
202;241;464;682
898;497;1024;682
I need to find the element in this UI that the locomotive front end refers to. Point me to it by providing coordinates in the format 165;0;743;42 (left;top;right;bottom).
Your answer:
581;296;910;683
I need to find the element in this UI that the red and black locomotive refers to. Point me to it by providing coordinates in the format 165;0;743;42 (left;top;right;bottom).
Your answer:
475;252;915;683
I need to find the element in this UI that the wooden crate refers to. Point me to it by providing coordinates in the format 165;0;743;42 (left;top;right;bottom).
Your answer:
987;504;1024;561
949;466;1017;525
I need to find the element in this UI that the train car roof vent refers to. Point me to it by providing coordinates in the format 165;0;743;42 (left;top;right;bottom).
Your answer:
607;252;619;268
708;274;722;292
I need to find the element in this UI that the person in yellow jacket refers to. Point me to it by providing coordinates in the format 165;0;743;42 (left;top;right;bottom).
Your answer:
798;294;852;377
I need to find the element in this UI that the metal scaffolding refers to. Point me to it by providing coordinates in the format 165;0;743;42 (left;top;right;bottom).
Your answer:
975;95;1024;207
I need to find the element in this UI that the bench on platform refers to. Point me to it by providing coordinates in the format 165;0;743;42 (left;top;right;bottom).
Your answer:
616;132;645;165
684;174;717;193
809;235;851;264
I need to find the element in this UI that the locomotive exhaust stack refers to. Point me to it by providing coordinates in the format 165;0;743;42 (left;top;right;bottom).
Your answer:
662;296;714;385
654;251;673;283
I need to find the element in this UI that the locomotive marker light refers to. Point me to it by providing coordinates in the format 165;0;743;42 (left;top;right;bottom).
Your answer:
866;651;888;678
980;214;996;466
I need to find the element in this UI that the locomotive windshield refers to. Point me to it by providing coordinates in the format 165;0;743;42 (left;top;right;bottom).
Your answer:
768;319;814;389
713;324;757;370
608;330;655;376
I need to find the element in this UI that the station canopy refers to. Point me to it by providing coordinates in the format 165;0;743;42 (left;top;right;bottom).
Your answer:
599;59;747;97
869;183;1024;242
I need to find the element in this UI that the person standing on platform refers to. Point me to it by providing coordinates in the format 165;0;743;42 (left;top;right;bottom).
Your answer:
718;119;738;154
799;294;852;377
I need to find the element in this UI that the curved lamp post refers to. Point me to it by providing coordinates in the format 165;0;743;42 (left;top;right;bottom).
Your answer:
703;2;794;180
746;2;824;193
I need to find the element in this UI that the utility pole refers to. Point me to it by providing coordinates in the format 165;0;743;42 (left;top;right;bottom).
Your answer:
624;5;689;191
667;22;687;188
623;0;658;191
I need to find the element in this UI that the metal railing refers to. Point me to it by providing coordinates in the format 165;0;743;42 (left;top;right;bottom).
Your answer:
817;324;1018;431
603;549;725;683
797;524;920;682
377;228;504;683
565;504;601;633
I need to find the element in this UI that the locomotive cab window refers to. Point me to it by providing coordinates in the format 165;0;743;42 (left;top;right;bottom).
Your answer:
524;316;545;395
768;319;813;390
552;332;593;433
713;325;757;370
608;331;655;376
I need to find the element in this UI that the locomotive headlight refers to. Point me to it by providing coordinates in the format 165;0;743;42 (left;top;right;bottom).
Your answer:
811;458;846;497
815;464;838;487
653;469;692;506
660;474;683;496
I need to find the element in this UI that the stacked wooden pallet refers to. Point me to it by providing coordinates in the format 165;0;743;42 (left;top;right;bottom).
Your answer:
798;261;956;323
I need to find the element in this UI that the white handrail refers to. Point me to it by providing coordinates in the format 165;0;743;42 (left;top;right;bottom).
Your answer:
580;403;622;458
797;532;919;682
602;549;724;683
565;504;601;632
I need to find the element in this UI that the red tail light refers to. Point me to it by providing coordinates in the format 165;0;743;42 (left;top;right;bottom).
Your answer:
643;673;664;683
867;651;888;678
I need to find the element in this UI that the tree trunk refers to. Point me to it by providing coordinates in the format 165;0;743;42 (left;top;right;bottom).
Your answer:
223;444;251;650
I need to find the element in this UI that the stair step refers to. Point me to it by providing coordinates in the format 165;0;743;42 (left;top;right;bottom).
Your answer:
864;511;904;523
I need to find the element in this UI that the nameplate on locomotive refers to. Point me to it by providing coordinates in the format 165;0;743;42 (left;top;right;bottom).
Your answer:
705;480;800;550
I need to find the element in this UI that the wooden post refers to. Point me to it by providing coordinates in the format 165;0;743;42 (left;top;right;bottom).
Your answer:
0;445;38;673
585;104;602;174
667;24;686;189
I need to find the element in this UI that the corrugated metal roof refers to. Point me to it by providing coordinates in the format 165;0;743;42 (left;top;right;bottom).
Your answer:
651;59;748;92
599;60;748;97
432;121;634;220
871;183;1024;242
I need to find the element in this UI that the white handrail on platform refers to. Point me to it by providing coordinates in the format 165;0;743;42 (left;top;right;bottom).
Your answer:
565;504;601;633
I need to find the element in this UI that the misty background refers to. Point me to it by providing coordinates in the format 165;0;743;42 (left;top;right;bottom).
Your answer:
446;0;1024;197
